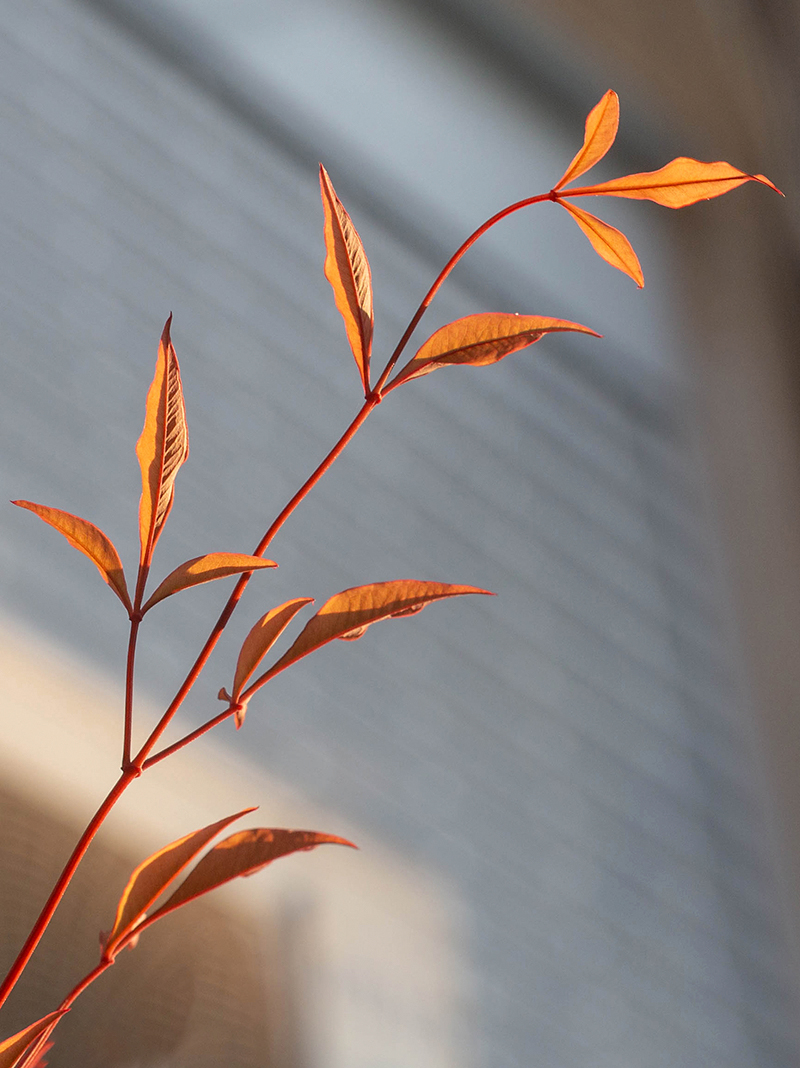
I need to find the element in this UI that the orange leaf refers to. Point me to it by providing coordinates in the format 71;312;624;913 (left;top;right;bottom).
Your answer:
0;1012;66;1068
12;501;131;613
136;316;189;567
232;598;314;702
386;313;600;390
320;165;374;394
554;89;619;190
141;829;356;927
243;580;493;697
559;200;643;287
141;553;278;614
103;808;254;959
562;157;782;208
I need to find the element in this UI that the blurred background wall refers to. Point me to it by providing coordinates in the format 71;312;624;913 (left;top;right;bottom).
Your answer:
0;0;798;1065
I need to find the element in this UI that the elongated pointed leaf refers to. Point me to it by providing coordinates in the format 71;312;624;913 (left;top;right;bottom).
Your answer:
554;90;619;190
232;598;314;701
562;157;782;207
141;829;356;929
560;200;643;287
18;1036;55;1068
245;580;493;695
0;1012;65;1068
12;501;132;613
104;808;254;959
141;553;278;613
136;316;189;566
320;165;374;394
387;314;600;390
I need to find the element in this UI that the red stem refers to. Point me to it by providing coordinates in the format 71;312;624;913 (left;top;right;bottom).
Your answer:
142;707;234;769
122;618;140;768
0;768;138;1012
133;392;380;767
374;190;553;394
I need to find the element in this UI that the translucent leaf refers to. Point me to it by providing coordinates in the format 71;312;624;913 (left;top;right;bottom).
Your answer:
244;580;493;695
141;553;278;613
559;200;644;287
554;89;619;190
562;157;782;207
143;829;356;926
18;1036;54;1068
387;314;600;390
12;501;131;613
320;165;374;394
103;808;254;959
136;316;189;566
0;1012;65;1068
232;598;314;701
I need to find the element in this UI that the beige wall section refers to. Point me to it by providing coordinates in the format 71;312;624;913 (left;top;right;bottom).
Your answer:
0;617;469;1067
507;0;800;991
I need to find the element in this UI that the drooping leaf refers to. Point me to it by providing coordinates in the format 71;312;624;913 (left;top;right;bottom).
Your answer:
103;808;254;959
141;829;356;928
319;165;374;394
141;554;278;613
11;501;131;613
243;580;493;695
559;200;643;287
386;314;600;390
232;598;314;702
136;316;189;567
554;89;619;190
561;157;782;208
0;1012;66;1068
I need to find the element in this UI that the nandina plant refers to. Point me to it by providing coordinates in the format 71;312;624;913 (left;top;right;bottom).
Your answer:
0;91;780;1066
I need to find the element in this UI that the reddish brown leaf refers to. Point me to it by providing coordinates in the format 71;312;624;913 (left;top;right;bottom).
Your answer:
559;200;644;287
136;316;189;566
11;501;131;613
231;598;314;702
554;90;619;190
18;1037;54;1068
562;157;782;208
320;165;374;394
141;553;278;613
386;313;600;390
103;808;254;959
0;1013;66;1068
140;829;356;928
243;580;493;697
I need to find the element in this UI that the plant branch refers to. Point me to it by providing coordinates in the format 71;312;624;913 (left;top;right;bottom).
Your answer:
372;191;553;393
0;768;138;1012
133;392;380;767
142;707;234;769
122;618;140;768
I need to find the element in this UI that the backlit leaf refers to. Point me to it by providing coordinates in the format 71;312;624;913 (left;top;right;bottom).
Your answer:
142;829;356;926
141;553;278;613
320;165;374;394
103;808;254;959
562;157;782;207
244;580;493;695
554;90;619;190
136;316;189;566
11;501;131;613
559;200;644;287
232;598;314;701
387;314;600;390
0;1012;66;1068
18;1036;54;1068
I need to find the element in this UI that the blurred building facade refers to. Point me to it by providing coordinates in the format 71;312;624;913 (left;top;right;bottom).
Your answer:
0;0;798;1066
